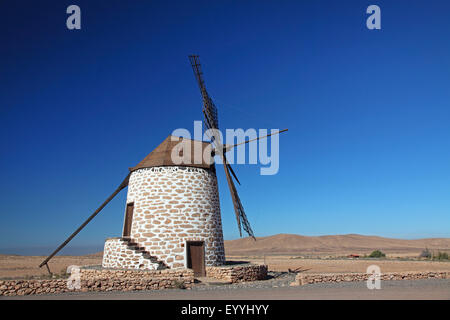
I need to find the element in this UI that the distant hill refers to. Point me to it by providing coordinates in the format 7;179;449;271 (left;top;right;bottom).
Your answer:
224;233;450;256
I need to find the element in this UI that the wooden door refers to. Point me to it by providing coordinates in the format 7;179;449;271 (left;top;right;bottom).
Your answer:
187;241;205;277
123;203;134;237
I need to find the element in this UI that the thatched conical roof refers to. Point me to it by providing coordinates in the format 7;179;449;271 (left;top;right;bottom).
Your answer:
129;135;215;171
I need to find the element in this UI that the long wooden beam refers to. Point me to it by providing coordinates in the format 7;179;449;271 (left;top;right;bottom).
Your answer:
38;174;130;270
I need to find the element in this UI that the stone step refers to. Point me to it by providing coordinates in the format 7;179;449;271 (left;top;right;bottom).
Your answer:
121;239;169;270
127;245;142;251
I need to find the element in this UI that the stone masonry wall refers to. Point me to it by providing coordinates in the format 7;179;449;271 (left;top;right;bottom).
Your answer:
293;271;450;286
206;264;268;283
3;268;447;296
124;166;225;268
102;238;160;270
0;268;194;297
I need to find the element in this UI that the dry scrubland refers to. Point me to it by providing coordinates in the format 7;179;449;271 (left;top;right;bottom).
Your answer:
2;254;450;280
225;234;450;274
0;253;103;279
1;234;450;280
229;255;450;274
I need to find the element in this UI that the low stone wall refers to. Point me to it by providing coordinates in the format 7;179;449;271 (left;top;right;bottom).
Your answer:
0;279;69;296
0;268;194;297
206;264;268;283
293;271;450;286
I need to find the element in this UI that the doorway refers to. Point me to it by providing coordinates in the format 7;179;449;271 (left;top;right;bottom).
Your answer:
186;241;205;277
123;202;134;237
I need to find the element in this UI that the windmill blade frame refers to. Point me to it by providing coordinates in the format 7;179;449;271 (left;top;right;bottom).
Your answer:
189;54;255;239
190;55;219;130
220;151;255;239
225;157;241;186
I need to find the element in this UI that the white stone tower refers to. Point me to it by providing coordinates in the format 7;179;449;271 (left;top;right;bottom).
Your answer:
102;136;225;275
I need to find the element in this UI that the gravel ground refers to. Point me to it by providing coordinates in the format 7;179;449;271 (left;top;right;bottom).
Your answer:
3;272;449;300
190;271;297;291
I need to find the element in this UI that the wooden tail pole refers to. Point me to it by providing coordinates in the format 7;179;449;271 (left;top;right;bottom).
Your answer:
38;174;130;269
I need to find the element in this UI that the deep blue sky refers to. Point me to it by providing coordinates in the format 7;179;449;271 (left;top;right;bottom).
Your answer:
1;1;449;255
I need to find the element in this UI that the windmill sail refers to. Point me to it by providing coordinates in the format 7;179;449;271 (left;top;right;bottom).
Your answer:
220;152;255;239
189;55;219;131
189;55;254;239
225;157;240;185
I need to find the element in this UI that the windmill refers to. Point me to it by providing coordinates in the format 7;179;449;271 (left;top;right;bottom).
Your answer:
39;56;287;275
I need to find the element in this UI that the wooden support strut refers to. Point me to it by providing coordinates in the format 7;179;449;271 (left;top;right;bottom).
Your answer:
38;174;130;270
45;262;52;275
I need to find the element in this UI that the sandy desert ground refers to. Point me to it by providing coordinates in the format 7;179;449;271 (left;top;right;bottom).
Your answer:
0;255;450;279
1;234;450;279
230;255;450;273
0;253;103;279
1;254;450;280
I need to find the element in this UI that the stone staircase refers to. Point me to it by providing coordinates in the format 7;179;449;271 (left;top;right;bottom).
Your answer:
121;237;168;270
